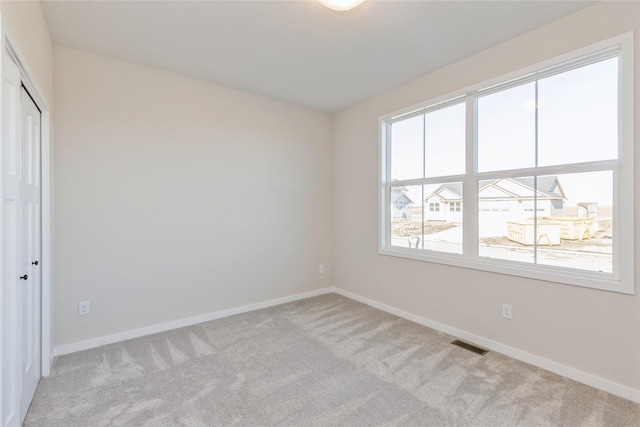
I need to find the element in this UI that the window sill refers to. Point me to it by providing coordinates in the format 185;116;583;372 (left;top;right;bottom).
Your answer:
379;246;633;295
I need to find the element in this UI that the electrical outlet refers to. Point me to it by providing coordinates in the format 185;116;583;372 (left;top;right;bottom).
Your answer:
319;264;325;274
502;303;512;320
79;301;90;316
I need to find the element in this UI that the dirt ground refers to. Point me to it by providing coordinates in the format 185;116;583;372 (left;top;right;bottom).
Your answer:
392;220;459;237
481;215;613;252
392;208;613;254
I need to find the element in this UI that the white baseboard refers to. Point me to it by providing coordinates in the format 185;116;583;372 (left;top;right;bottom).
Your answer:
333;287;640;404
54;287;335;357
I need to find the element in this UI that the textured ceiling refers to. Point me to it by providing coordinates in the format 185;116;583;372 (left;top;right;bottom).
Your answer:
42;1;595;112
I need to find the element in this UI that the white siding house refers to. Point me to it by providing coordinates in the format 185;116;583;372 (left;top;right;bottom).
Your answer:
424;177;566;225
391;187;414;219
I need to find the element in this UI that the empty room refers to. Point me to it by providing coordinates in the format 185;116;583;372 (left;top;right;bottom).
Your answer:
1;0;639;425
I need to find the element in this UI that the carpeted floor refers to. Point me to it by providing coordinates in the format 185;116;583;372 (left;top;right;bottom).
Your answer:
25;294;640;426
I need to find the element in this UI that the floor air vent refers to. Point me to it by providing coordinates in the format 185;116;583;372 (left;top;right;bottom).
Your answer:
451;340;488;355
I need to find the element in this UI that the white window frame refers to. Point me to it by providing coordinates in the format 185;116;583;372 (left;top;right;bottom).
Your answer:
379;33;634;294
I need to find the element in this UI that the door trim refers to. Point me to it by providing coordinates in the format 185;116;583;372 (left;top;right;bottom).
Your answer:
1;29;54;385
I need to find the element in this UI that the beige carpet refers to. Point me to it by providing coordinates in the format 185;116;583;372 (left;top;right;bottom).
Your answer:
25;294;640;426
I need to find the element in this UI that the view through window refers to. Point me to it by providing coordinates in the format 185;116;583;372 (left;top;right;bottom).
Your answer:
381;38;633;292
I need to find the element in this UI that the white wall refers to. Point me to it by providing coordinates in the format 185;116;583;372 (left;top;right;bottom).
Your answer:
54;45;333;346
333;1;640;392
1;0;54;103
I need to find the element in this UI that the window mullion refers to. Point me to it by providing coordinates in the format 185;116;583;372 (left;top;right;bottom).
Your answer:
533;80;539;264
421;115;426;250
463;96;478;257
474;160;618;180
389;176;466;187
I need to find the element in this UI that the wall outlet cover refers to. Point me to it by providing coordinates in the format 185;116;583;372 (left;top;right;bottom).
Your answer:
79;301;90;316
502;303;512;320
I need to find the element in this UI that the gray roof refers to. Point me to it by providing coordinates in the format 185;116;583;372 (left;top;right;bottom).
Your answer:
425;176;566;202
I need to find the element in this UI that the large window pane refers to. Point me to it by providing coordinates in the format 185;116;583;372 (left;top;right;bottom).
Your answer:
478;176;535;263
423;183;462;254
478;83;536;172
535;171;612;272
382;38;630;293
425;103;465;177
390;185;422;249
538;58;618;167
391;115;423;181
476;173;613;272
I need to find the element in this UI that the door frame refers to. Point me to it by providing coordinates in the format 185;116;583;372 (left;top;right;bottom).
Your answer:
0;24;54;421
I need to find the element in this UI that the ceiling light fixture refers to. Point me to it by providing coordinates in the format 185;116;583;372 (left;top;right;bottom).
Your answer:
318;0;366;11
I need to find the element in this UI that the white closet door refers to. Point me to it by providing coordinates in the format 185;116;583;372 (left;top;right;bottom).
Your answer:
18;87;41;422
2;53;22;427
2;55;42;426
